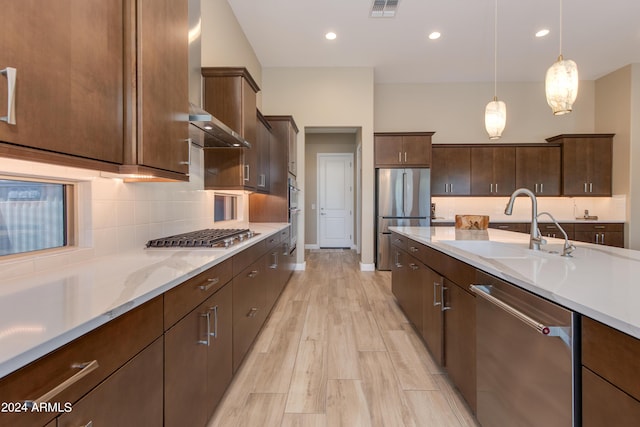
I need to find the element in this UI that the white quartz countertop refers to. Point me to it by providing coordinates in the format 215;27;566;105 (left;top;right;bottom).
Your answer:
0;223;289;379
389;226;640;340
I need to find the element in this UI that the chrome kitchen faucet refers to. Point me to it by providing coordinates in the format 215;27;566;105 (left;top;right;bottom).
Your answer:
504;188;545;250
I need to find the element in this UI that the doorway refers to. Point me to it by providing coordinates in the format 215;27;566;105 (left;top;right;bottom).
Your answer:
317;153;353;248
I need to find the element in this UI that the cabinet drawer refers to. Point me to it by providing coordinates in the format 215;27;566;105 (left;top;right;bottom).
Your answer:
390;232;408;251
264;232;281;251
0;297;162;427
278;226;290;243
536;222;575;239
57;337;164;427
164;258;233;328
233;239;267;276
574;222;623;232
582;316;640;401
406;240;428;264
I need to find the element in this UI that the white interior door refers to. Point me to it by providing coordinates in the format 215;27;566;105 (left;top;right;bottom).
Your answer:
318;153;353;248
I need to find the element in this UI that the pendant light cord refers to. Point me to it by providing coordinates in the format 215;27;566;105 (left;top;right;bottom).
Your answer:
559;0;563;58
493;0;498;99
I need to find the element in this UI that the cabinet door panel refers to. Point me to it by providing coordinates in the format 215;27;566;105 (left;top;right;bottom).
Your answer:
402;135;431;166
164;303;208;427
444;280;476;412
432;146;471;196
206;284;233;418
58;338;163;427
560;136;612;196
137;0;189;173
515;146;561;196
583;367;640;427
470;147;494;195
422;268;444;365
374;135;403;166
0;0;124;163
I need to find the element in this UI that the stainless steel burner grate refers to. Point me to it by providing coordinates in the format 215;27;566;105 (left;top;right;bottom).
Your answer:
146;228;256;248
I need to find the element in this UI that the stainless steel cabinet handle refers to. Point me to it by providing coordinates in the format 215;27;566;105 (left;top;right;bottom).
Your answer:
198;311;211;346
470;285;553;335
82;422;94;427
594;225;606;229
535;183;538;193
247;307;258;318
25;360;99;408
199;277;220;292
244;164;250;182
409;246;418;253
404;152;407;163
584;182;588;193
409;263;419;270
179;138;192;166
433;281;441;306
398;152;402;163
248;270;259;278
1;67;16;125
590;182;593;193
540;183;544;193
450;183;453;193
594;234;600;244
490;183;493;193
441;285;451;311
282;242;289;256
394;251;402;268
258;174;266;187
270;252;278;269
495;183;498;193
600;233;605;245
209;305;218;338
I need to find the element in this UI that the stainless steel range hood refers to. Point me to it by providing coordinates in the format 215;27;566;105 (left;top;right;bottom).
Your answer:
188;103;251;149
188;0;250;149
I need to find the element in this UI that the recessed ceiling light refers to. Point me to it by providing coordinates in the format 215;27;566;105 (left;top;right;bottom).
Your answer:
325;32;337;40
428;31;441;40
536;29;550;38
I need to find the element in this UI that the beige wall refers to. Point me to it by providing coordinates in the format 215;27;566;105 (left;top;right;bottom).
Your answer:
632;64;640;249
304;134;358;246
260;67;376;267
374;81;595;143
201;0;263;106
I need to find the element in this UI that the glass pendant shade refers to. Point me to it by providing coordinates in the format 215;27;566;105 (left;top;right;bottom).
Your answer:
545;55;579;115
485;97;506;140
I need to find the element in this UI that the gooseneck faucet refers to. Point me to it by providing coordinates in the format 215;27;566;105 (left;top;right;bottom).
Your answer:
504;188;545;250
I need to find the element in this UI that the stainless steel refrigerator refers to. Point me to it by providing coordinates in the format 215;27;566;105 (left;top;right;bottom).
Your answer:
376;168;431;270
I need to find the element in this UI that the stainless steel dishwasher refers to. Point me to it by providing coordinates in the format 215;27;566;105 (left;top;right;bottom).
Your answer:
471;271;580;427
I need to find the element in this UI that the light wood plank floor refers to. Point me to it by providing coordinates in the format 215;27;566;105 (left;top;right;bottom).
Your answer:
208;250;478;427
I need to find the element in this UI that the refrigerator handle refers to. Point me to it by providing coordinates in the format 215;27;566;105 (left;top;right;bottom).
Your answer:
402;172;407;216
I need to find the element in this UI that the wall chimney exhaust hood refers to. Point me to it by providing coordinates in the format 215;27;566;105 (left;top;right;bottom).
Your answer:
189;103;251;149
188;0;249;149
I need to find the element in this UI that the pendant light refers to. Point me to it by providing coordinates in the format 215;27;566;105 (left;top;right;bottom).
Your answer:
545;0;578;115
485;0;506;139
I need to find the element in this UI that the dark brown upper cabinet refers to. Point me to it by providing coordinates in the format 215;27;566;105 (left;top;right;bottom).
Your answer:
374;132;434;167
256;110;271;192
547;134;614;196
201;67;260;190
431;145;471;196
470;146;516;196
515;145;561;196
0;0;191;180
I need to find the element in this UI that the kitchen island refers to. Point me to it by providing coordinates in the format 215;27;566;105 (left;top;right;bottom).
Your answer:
389;225;640;426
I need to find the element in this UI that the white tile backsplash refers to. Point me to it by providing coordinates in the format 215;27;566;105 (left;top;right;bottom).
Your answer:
432;196;627;222
0;145;226;279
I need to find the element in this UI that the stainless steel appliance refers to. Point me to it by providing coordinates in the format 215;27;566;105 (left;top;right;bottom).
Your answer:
146;228;257;248
288;177;300;251
376;168;430;270
471;271;579;427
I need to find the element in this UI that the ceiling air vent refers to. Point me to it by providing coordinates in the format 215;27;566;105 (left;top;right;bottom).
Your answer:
371;0;399;18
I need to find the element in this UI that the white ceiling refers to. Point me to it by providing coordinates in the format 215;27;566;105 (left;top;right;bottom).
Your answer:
227;0;640;84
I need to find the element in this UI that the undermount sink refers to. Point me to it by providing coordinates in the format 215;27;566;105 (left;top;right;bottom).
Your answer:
439;240;531;259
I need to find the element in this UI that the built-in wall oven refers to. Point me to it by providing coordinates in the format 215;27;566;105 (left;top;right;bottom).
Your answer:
288;176;300;251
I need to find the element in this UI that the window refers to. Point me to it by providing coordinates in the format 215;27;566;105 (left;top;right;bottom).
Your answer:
0;178;72;256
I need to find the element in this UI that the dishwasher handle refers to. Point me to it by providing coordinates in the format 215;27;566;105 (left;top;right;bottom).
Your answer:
470;284;550;335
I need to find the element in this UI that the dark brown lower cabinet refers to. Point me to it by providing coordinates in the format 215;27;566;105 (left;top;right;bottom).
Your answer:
58;338;164;427
582;367;640;427
165;284;233;427
233;257;268;372
422;267;444;365
443;279;476;412
391;248;423;333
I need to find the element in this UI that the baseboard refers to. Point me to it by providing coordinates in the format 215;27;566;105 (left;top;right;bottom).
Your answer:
359;262;375;272
294;262;306;271
304;244;319;250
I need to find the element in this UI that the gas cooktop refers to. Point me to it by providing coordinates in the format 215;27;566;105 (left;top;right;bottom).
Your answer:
145;228;257;248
